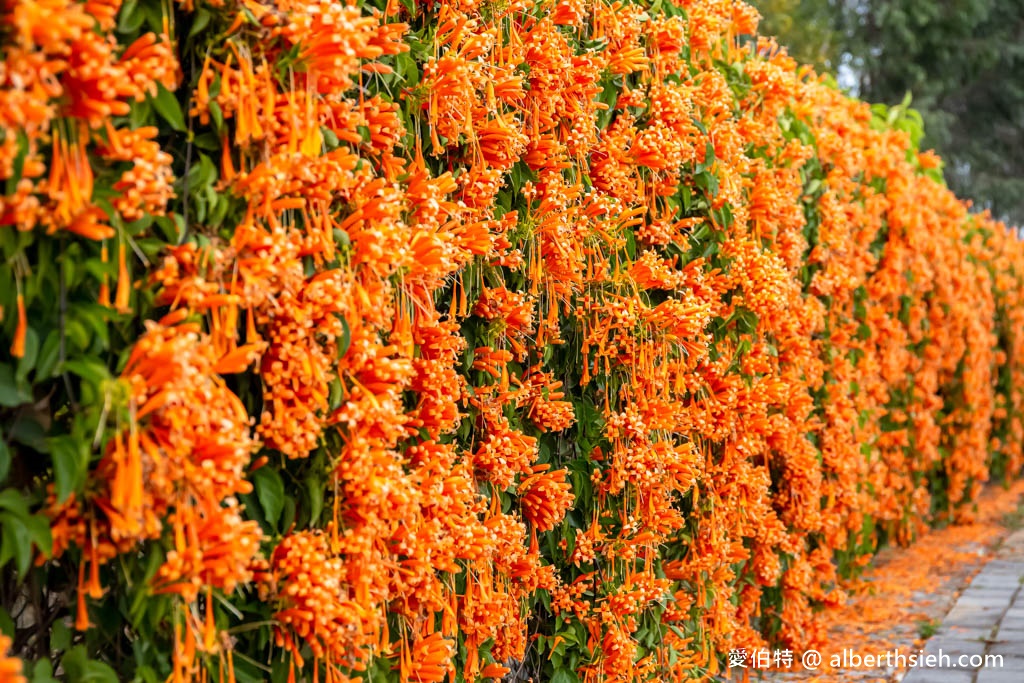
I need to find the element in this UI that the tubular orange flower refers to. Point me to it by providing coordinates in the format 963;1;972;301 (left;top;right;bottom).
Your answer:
114;240;130;313
10;291;26;358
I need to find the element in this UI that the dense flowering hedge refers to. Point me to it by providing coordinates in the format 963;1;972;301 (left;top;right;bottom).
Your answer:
2;0;1024;681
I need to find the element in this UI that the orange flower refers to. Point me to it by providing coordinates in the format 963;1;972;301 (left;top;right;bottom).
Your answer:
9;292;26;358
519;466;574;532
21;1;1024;682
0;634;26;683
401;633;453;683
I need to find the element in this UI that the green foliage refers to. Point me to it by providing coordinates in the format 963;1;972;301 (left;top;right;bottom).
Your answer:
750;0;842;71
839;0;1024;225
754;0;1024;225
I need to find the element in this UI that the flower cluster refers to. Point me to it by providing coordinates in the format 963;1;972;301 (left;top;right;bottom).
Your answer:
45;314;261;677
5;0;1024;681
0;0;175;237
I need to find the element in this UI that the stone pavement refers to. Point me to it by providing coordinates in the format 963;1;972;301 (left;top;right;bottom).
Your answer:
901;529;1024;683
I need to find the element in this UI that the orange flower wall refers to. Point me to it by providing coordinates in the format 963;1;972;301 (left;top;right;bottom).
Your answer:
1;0;1024;681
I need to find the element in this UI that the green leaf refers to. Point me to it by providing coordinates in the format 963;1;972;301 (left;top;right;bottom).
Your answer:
35;330;61;379
62;358;111;386
394;51;419;82
129;547;165;624
338;315;352;359
188;8;212;38
62;646;120;683
305;475;324;526
151;83;187;132
0;364;30;407
117;0;144;33
15;327;39;382
232;657;268;683
194;152;217;189
0;512;33;578
129;98;153;129
192;132;221;151
4;131;29;195
70;305;111;351
154;215;182;243
328;377;343;411
135;665;160;683
0;490;30;518
551;668;580;683
322;127;340;151
51;618;71;652
50;436;87;503
63;318;91;352
281;497;296;533
208;193;231;227
0;439;8;483
9;417;46;453
209;100;224;131
0;608;14;638
25;513;52;560
29;659;58;683
252;466;285;529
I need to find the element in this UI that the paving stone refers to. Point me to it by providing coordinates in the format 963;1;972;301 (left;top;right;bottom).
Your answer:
969;583;1019;595
980;574;1023;584
987;563;1020;572
924;638;989;659
999;605;1024;620
901;669;975;683
980;656;1024;673
937;626;994;641
975;670;1023;683
994;634;1024;647
945;607;1006;628
961;588;1015;599
951;602;1006;614
968;575;1021;590
986;642;1024;658
973;567;1020;575
974;567;1021;577
949;616;1004;629
949;603;1007;615
962;585;1011;593
997;615;1024;630
760;517;1024;682
967;585;1017;597
974;580;1019;589
958;595;1013;609
984;560;1024;570
992;628;1024;643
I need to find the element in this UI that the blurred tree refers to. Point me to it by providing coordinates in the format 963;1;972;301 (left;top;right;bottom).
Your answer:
754;0;1024;225
837;0;1024;224
751;0;842;72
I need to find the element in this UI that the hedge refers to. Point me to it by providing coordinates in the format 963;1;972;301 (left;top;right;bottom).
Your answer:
1;0;1023;682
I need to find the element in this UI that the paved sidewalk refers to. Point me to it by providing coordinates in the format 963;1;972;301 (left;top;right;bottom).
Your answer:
902;529;1024;683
